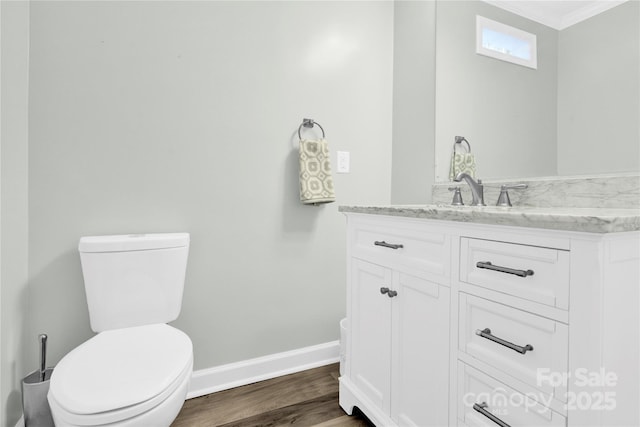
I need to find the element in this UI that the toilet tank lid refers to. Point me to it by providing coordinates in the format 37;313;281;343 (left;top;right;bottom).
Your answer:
79;233;190;253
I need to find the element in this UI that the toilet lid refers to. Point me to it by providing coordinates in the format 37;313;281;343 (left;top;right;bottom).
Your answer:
49;323;192;416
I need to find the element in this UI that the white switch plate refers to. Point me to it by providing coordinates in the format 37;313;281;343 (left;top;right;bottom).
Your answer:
337;151;350;173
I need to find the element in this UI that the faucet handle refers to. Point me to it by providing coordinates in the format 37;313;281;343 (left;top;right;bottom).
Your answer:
448;186;464;206
496;184;528;207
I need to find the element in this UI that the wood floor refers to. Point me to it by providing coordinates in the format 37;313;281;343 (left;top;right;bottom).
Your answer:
172;363;373;427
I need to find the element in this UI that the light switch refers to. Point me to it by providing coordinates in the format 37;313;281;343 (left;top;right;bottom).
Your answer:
337;151;350;174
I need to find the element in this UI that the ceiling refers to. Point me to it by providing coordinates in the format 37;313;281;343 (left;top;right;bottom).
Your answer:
481;0;629;30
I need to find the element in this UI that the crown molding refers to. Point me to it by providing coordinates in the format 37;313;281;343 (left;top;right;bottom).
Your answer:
481;0;629;30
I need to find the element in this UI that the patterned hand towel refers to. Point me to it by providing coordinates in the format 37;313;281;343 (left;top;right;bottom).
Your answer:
449;149;477;181
299;139;336;205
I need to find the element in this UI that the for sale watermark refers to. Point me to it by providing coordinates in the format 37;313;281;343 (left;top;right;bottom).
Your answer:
462;368;618;418
537;367;617;411
537;367;618;388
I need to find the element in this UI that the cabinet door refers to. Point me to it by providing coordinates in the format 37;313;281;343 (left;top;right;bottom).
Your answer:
392;272;450;427
351;259;392;414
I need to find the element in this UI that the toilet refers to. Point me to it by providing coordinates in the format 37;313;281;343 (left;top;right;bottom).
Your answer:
48;233;193;427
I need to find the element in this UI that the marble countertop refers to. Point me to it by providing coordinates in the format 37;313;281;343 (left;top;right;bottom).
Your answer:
338;204;640;234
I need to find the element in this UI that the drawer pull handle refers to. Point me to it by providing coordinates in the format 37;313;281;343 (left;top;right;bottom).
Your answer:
473;402;511;427
379;287;398;298
374;240;404;250
476;328;534;354
476;261;534;278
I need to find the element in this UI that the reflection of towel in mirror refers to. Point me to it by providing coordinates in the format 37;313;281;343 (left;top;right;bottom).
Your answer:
449;152;476;181
299;139;336;205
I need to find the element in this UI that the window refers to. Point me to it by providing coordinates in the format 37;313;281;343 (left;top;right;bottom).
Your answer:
476;15;537;69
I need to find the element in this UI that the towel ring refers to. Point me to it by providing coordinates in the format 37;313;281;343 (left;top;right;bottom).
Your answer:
298;118;326;139
454;136;471;152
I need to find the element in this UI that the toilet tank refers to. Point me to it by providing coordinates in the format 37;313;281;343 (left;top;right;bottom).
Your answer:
79;233;190;332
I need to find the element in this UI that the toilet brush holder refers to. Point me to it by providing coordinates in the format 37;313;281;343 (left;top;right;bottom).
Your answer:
21;334;55;427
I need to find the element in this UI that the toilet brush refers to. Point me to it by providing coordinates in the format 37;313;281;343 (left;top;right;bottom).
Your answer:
21;334;55;427
39;334;47;382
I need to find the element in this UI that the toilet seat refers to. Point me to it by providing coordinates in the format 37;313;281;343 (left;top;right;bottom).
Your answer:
48;324;193;426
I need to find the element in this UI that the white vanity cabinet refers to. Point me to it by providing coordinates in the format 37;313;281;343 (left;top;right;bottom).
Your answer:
341;215;452;427
339;210;640;427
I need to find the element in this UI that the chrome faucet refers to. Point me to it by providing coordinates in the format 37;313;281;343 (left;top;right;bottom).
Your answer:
454;172;485;206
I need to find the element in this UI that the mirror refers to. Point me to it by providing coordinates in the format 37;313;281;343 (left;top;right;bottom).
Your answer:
434;0;639;182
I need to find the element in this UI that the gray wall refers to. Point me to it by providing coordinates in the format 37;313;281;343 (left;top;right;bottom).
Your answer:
1;2;31;426
391;0;436;204
434;1;559;181
27;0;392;368
0;2;392;425
557;0;640;175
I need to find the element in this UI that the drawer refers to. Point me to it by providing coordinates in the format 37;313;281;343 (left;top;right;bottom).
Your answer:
460;238;569;309
351;219;449;281
459;294;568;402
458;362;567;427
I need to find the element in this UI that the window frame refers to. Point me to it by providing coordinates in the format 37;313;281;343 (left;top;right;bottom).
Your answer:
476;15;538;69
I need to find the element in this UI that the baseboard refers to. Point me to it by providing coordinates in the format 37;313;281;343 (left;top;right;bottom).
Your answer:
186;340;340;399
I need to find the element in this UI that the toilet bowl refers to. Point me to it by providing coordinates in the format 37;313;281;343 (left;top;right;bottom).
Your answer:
48;323;193;427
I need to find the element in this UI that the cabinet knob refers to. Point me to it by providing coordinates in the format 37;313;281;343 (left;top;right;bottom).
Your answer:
380;287;398;298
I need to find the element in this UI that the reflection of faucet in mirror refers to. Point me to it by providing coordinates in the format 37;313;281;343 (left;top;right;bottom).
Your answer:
454;172;485;206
